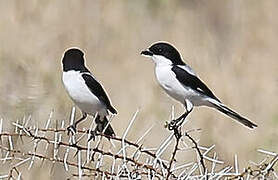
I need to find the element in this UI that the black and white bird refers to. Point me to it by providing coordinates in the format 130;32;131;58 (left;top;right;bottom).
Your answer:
62;48;117;138
141;42;257;129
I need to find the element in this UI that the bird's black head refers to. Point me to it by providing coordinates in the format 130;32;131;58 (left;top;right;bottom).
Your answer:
62;48;89;72
141;42;185;65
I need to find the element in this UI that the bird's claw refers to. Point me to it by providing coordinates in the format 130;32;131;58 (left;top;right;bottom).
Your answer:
67;124;76;135
168;119;178;131
167;119;182;139
87;130;97;141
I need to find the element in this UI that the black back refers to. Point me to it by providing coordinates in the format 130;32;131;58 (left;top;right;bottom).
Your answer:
149;42;185;65
172;65;220;102
62;48;89;72
82;74;117;114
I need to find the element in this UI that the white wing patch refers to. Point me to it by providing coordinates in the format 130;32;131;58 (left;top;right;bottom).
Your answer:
197;87;204;93
177;65;197;76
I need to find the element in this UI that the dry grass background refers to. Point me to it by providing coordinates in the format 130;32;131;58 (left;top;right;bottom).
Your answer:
0;0;277;179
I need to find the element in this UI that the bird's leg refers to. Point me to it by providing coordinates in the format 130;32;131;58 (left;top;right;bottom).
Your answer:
87;115;101;141
168;100;193;138
168;111;189;130
88;115;115;141
67;113;87;135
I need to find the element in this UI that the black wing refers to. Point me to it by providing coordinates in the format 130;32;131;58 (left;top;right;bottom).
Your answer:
171;65;220;102
82;73;117;114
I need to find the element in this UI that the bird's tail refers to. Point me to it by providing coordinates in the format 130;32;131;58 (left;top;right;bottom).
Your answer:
95;115;115;137
209;99;257;129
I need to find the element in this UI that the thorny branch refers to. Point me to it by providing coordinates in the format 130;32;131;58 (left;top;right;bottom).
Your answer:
228;154;278;179
166;132;181;179
0;144;114;175
184;131;206;174
0;132;164;177
0;109;277;179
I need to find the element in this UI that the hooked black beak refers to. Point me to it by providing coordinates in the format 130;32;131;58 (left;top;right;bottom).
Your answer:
141;49;153;56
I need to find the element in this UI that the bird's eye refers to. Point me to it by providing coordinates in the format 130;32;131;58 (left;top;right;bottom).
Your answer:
158;48;162;52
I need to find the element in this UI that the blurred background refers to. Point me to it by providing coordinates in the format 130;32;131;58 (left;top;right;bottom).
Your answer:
0;0;277;178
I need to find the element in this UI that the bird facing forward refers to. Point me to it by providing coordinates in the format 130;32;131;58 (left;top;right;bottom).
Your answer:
141;42;257;130
62;48;117;139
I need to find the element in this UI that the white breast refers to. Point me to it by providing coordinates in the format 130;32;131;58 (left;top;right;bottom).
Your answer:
62;70;107;116
154;65;203;106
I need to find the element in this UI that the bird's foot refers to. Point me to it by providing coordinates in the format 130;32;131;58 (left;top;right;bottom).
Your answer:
167;111;189;130
67;124;77;135
87;130;97;141
167;119;179;131
167;118;184;139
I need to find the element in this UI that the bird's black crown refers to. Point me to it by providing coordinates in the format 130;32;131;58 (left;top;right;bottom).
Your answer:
62;48;89;72
149;42;185;65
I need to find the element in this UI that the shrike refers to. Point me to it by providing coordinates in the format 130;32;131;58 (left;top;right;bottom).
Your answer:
141;42;257;130
62;48;117;139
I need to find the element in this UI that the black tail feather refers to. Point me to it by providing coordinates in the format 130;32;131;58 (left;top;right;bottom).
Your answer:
95;115;115;137
213;103;257;129
108;105;117;114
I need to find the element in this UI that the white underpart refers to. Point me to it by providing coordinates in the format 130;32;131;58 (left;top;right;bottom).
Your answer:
151;55;212;107
62;70;107;117
152;55;173;66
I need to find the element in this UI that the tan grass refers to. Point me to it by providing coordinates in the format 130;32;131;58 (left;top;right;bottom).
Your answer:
0;1;277;178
